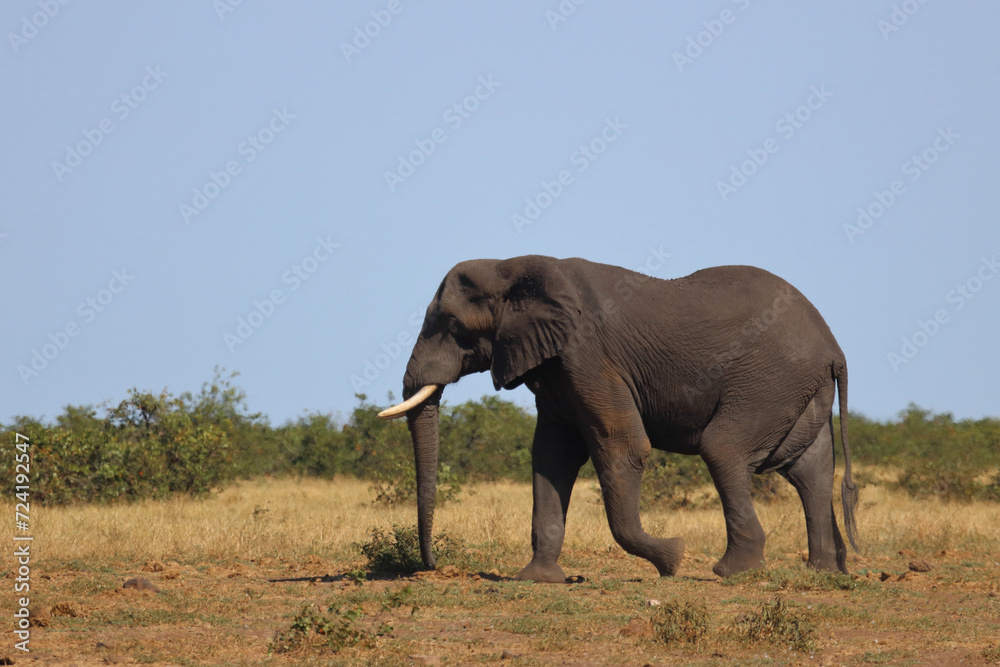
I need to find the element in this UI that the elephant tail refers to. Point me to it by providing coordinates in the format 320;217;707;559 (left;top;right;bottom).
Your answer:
835;360;860;552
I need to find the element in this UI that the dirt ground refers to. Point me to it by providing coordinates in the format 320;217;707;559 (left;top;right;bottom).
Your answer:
4;477;999;665
6;547;1000;666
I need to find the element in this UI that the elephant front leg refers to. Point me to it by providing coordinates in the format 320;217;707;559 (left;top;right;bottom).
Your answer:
515;417;589;584
583;398;685;576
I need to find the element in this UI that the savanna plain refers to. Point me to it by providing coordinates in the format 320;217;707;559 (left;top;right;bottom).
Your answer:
5;472;1000;667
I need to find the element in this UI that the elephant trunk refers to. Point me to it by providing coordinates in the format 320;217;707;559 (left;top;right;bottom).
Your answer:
405;390;442;570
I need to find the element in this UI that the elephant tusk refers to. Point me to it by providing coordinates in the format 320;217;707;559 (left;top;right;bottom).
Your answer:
376;384;439;420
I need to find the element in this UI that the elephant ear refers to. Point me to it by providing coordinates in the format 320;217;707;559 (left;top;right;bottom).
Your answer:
491;257;581;390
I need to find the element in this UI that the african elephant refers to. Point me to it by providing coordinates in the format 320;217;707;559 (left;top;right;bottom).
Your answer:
378;256;858;582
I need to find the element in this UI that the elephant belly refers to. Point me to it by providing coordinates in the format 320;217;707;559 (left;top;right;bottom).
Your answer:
643;421;703;456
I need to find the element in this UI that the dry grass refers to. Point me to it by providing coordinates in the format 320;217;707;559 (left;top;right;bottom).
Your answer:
5;472;1000;666
25;469;1000;568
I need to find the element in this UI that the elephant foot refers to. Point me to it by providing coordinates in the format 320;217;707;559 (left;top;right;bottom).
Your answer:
712;549;765;578
807;551;848;575
649;537;686;577
515;559;568;584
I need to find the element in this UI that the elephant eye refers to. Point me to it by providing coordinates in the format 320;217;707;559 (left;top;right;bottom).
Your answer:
448;319;463;336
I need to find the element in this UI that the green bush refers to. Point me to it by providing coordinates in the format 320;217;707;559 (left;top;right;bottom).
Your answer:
844;404;1000;502
0;389;231;505
281;413;351;478
357;524;465;576
3;370;998;508
358;524;426;575
439;395;534;482
269;604;368;654
639;451;714;510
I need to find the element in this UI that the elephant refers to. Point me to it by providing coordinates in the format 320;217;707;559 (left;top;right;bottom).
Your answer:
378;255;858;582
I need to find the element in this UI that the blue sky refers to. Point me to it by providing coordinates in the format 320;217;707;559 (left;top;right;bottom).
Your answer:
2;1;998;425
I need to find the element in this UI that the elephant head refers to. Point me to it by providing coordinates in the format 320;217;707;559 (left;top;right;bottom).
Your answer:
377;256;581;569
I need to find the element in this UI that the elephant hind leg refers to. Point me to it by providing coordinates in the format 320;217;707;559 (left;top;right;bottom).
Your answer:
702;442;767;577
770;384;847;573
780;421;848;574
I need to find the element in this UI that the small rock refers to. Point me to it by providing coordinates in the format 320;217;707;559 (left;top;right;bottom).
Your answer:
880;572;894;582
122;578;160;593
140;560;165;573
619;618;651;637
909;559;933;573
501;649;520;659
29;606;51;627
408;656;440;666
646;599;661;607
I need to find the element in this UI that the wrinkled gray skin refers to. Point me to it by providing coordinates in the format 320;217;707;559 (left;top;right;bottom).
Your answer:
399;256;858;582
